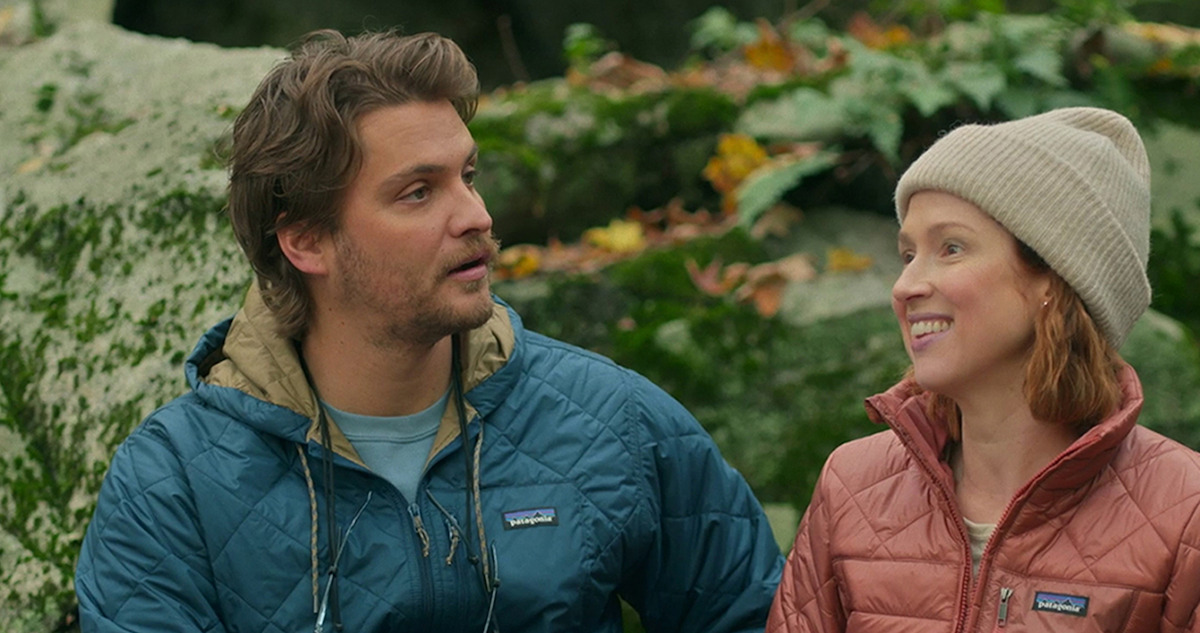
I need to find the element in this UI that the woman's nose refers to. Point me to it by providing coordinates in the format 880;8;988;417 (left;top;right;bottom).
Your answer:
892;259;932;305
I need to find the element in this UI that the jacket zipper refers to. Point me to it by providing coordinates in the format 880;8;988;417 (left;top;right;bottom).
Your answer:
885;422;974;633
995;587;1013;628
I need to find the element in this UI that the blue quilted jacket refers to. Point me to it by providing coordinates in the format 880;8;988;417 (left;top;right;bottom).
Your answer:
76;289;783;632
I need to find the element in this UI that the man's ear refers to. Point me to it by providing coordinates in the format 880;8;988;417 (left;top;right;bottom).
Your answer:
277;222;331;276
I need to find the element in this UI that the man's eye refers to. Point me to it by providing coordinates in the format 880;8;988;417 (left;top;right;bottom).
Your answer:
463;169;477;186
400;186;430;202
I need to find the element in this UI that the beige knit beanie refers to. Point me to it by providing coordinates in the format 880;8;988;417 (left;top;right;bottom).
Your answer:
895;107;1151;349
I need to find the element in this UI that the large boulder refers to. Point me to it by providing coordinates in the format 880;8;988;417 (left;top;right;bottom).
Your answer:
0;20;279;631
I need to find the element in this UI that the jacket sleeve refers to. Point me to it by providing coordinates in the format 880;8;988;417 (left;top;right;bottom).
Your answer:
1163;498;1200;633
75;421;227;633
766;456;844;633
618;378;784;633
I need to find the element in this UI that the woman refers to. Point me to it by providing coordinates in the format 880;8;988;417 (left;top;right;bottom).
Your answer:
768;107;1200;632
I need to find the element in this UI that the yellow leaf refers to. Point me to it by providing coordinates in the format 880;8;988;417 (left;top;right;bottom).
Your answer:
583;219;646;254
495;245;542;280
703;134;769;195
827;247;873;273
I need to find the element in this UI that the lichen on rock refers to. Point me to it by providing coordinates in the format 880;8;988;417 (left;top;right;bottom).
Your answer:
0;20;282;631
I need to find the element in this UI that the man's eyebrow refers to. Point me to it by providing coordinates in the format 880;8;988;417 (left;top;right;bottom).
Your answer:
377;145;479;191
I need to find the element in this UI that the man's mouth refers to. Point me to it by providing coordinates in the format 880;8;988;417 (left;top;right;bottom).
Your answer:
450;256;487;274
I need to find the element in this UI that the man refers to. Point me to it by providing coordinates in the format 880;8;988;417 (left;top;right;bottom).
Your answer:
75;29;782;632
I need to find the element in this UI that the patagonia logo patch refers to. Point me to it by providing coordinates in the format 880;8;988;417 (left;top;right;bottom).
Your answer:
1033;591;1089;617
502;507;558;530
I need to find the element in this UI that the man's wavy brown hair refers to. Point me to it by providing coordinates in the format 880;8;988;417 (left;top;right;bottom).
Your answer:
227;29;479;338
917;241;1124;440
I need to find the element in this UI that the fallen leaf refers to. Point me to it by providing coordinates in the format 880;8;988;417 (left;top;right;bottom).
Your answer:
494;245;542;280
749;204;803;239
583;218;646;254
703;133;769;194
847;12;912;50
578;52;670;93
744;19;795;72
733;254;817;317
686;257;728;296
826;247;874;273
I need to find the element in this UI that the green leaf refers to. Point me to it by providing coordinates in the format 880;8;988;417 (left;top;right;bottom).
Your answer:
1014;46;1067;87
689;7;758;55
993;86;1041;119
863;108;904;162
899;64;958;117
735;88;847;141
941;61;1007;110
735;152;839;228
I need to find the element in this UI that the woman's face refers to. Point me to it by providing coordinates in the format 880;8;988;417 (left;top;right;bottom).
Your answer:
892;191;1051;401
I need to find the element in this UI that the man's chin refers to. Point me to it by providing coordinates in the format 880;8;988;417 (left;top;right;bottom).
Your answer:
451;292;496;333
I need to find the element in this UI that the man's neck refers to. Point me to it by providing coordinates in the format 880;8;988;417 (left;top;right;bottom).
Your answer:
300;325;454;417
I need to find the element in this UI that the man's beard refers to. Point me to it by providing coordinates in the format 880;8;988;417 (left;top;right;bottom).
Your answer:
336;232;500;349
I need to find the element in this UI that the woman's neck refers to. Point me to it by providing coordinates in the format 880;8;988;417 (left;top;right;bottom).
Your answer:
951;400;1078;524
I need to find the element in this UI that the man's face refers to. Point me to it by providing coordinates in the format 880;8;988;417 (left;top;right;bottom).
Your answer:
321;100;498;347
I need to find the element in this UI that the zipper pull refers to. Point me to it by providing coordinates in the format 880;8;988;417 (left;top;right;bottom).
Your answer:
996;587;1014;627
409;504;431;558
445;521;461;566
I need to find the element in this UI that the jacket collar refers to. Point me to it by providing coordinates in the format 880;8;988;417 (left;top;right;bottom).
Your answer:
187;281;518;462
864;365;1144;519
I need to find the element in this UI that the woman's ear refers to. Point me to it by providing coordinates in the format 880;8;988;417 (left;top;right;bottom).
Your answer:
277;222;331;276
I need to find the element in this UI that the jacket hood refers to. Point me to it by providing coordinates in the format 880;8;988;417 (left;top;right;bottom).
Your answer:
184;282;519;456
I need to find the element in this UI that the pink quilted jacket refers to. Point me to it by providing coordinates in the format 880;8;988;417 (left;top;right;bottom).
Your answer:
768;365;1200;633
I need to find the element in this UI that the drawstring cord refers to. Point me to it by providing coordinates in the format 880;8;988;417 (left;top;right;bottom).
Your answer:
298;334;496;630
315;492;371;633
452;334;497;595
298;446;319;613
425;489;464;566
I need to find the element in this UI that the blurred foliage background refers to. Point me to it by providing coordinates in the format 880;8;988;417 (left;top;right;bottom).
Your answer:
4;0;1200;631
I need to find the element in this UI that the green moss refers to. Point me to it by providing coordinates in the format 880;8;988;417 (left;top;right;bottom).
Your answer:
34;84;58;114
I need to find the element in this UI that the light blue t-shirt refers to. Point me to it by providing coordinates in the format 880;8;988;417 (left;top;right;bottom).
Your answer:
322;389;449;503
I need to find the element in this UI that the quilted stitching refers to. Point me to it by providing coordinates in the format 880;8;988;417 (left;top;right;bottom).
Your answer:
769;369;1200;633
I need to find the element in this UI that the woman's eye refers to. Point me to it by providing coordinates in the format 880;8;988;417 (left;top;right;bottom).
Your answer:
463;168;478;186
944;242;963;255
899;250;915;264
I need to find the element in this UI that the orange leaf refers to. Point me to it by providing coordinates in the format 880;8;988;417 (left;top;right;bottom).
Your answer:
743;20;795;72
686;257;725;296
733;254;816;317
847;12;912;50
